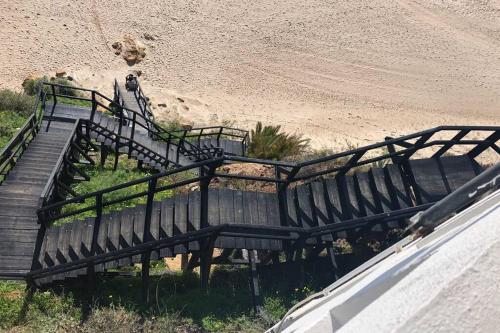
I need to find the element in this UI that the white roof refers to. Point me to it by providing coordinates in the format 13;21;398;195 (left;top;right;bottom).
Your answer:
272;189;500;333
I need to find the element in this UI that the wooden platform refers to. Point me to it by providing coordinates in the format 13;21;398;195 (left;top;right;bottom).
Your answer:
31;154;483;284
1;83;494;285
46;103;246;164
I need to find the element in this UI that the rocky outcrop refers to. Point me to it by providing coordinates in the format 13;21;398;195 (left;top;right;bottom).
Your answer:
111;36;146;65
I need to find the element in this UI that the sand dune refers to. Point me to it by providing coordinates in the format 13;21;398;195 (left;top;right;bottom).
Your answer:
1;0;499;148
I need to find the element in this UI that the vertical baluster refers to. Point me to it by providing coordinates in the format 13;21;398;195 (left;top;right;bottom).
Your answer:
129;112;136;158
87;193;103;296
45;84;57;132
198;129;203;150
217;127;223;147
114;107;123;170
90;91;97;123
142;177;157;304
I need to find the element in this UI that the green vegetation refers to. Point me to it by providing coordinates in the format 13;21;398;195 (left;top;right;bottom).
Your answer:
0;89;35;117
248;122;310;160
158;119;187;133
58;155;173;224
0;89;35;150
23;76;80;97
0;258;340;332
56;96;92;108
0;111;28;148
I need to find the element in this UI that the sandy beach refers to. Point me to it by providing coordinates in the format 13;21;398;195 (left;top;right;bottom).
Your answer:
1;0;499;149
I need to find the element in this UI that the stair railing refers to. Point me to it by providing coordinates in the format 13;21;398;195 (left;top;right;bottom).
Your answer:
122;78;155;124
287;126;500;182
171;126;250;156
38;119;96;219
116;78;250;156
42;82;220;164
27;159;500;281
32;125;499;282
37;126;500;225
0;86;45;185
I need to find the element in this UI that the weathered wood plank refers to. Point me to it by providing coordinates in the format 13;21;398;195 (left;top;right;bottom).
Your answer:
311;181;333;241
132;206;146;263
159;199;174;258
119;209;134;267
174;194;188;254
188;192;201;251
219;189;236;249
355;172;379;216
233;190;246;249
409;158;449;204
256;191;271;249
385;164;413;209
439;155;479;192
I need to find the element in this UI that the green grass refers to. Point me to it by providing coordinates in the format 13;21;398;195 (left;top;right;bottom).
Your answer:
57;155;173;224
0;260;336;332
0;111;28;148
57;96;93;108
23;76;81;97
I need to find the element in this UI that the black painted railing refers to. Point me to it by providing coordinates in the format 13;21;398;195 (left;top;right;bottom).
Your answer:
115;78;249;156
37;125;499;231
288;125;500;181
0;87;45;184
42;82;221;166
38;119;96;216
30;123;499;283
118;78;155;124
170;126;249;156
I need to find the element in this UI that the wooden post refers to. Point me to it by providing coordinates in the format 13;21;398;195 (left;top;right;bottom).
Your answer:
128;112;136;159
100;143;108;168
326;242;339;280
87;194;103;297
293;246;305;288
141;178;157;305
142;255;150;304
248;250;262;313
199;236;215;291
180;253;189;271
271;251;280;266
186;252;200;271
114;107;123;170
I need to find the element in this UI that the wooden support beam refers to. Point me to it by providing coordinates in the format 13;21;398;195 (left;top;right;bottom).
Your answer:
293;247;305;288
271;251;280;266
326;242;339;281
181;253;189;271
100;143;108;168
142;253;151;304
199;236;216;291
186;252;200;271
248;250;262;313
305;245;324;260
142;178;157;305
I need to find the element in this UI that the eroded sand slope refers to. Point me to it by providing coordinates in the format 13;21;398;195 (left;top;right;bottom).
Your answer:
1;0;499;148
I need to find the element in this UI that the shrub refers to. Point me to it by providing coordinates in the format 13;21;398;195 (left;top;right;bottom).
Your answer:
23;75;80;97
248;122;310;160
0;90;35;116
0;111;27;148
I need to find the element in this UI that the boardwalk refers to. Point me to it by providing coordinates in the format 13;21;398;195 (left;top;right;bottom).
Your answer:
0;80;497;296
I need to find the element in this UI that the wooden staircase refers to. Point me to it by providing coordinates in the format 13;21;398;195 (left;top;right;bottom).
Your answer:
0;81;498;303
0;121;73;278
32;154;483;285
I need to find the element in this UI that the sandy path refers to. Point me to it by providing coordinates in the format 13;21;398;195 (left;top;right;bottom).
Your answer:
1;0;499;149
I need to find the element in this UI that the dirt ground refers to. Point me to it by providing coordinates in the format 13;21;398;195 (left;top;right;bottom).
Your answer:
1;0;499;149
